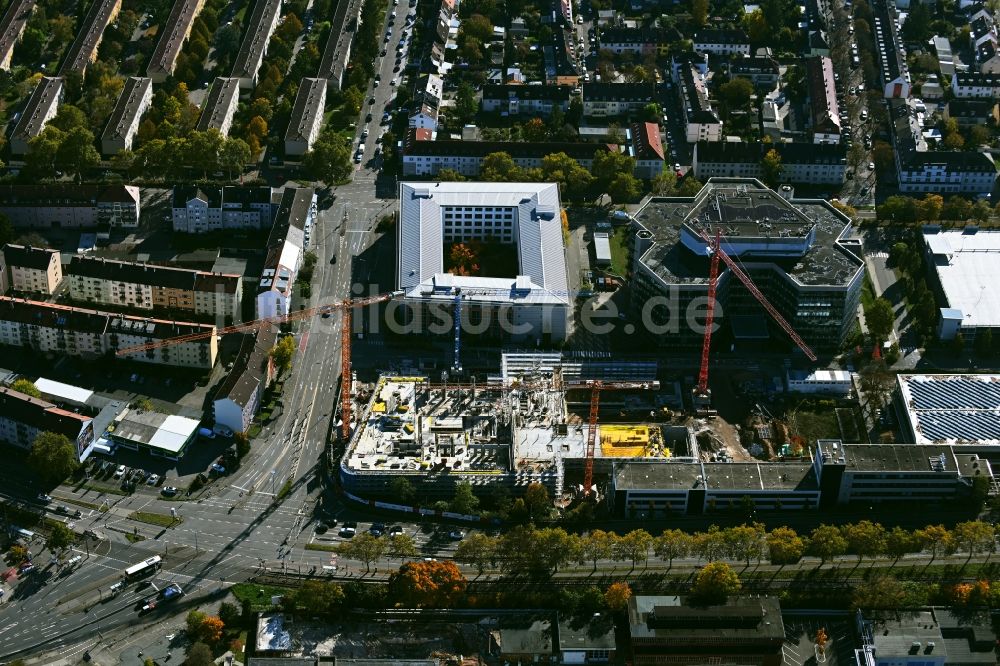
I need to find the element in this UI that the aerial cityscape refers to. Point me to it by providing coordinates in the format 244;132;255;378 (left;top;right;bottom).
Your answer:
0;0;999;663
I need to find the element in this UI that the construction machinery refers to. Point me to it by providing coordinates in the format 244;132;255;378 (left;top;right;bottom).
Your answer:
115;291;403;440
693;229;817;413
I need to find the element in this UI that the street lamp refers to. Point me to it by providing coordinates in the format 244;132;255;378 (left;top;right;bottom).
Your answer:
271;470;277;495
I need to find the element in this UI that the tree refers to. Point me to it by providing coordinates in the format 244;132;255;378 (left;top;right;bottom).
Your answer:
436;168;467;182
56;127;101;178
269;335;297;374
694;525;728;561
691;0;710;28
11;379;40;398
29;432;79;484
916;193;943;221
808;524;848;564
5;544;28;565
690;561;741;605
463;13;494;41
454;82;479;125
651;170;677;196
0;213;13;247
481;152;523;182
851;574;906;610
766;526;804;565
50;105;88;132
454;532;497;574
336;533;386;571
24;126;65;178
718;78;754;116
184;643;214;666
654;529;693;567
541;152;593;201
389;477;417;505
186;611;223;644
642;102;662;122
343;86;364;116
304;131;353;183
760;148;782;187
592;150;636;194
388;560;467;607
369;530;412;562
677;177;704;196
450;481;480;514
449;242;480;276
615;529;654;567
725;523;766;565
219;138;251;178
871;141;894;172
581;530;616;570
901;0;931;42
522;482;551;520
604;581;632;610
885;526;919;563
865;297;895;343
842;520;887;562
218;601;241;629
952;521;995;562
288;580;345;613
46;521;75;554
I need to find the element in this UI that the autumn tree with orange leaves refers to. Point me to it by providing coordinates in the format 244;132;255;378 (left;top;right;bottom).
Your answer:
604;582;632;610
450;243;480;276
388;560;467;607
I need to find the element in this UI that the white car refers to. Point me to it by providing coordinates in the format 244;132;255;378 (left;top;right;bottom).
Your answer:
391;77;398;86
146;474;159;486
114;465;127;478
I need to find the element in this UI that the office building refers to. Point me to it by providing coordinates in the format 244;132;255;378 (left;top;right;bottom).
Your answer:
2;244;62;295
146;0;206;82
0;184;141;228
284;77;327;157
923;231;1000;343
896;373;1000;445
100;76;153;155
9;76;63;155
856;608;998;666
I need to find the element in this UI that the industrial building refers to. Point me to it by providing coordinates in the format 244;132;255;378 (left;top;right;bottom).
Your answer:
396;182;571;344
924;228;1000;343
627;178;864;355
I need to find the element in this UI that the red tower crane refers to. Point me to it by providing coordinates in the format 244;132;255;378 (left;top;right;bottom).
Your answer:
694;228;817;408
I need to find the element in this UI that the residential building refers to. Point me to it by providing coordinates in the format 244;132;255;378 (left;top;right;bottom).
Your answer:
923;231;1000;343
284;77;327;157
0;251;7;294
397;181;571;343
815;440;994;506
401;132;616;177
693;141;847;185
107;406;200;459
557;613;616;665
628;178;864;353
871;0;910;97
58;0;121;75
0;297;218;369
0;386;94;458
408;102;439;131
678;64;722;142
100;76;153;155
628;122;665;178
807;29;830;56
0;0;36;71
171;185;275;233
212;325;277;433
543;30;579;85
0;184;141;228
146;0;205;81
976;40;1000;73
481;84;573;115
196;77;241;136
495;615;553;663
581;83;656;118
943;98;999;126
315;0;355;89
10;76;63;155
807;56;842;143
2;244;62;295
597;27;677;56
256;188;316;318
67;256;242;322
951;71;1000;97
628;595;785;666
856;608;999;666
231;0;282;89
669;51;708;81
932;35;957;77
692;28;750;56
730;51;780;88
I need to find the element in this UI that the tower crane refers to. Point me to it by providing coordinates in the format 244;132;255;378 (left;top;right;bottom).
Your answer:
693;228;817;410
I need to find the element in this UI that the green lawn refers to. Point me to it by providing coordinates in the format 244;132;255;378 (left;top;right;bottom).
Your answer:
128;511;182;528
789;408;842;443
231;582;294;611
608;226;631;277
304;543;338;552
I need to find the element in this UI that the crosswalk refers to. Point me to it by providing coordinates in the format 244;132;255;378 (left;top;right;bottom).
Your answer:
870;251;888;259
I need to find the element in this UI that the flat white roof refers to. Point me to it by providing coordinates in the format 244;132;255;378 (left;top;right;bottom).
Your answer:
113;409;200;454
787;369;852;382
398;182;569;305
594;232;612;262
924;230;1000;328
34;377;95;405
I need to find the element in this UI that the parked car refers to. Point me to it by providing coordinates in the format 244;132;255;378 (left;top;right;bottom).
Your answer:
146;474;160;486
447;530;465;540
114;465;127;478
339;522;357;538
389;525;404;536
36;493;53;504
210;463;226;475
370;522;385;536
161;486;178;496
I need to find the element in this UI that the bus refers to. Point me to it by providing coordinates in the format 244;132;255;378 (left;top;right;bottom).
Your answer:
123;555;161;580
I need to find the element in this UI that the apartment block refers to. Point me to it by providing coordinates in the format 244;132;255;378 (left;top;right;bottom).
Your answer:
100;76;153;155
284;77;327;157
0;0;36;70
315;0;356;90
0;386;94;456
212;325;277;433
871;0;910;97
197;77;241;136
807;56;841;144
897;142;997;195
171;185;275;233
401;132;616;177
2;244;62;295
256;188;315;319
581;82;656;118
58;0;121;75
146;0;206;82
678;64;722;142
692;28;750;56
951;71;1000;97
730;52;780;88
10;76;63;155
231;0;282;90
67;256;242;322
597;27;677;56
0;184;141;228
628;122;665;179
0;297;217;368
481;84;573;115
944;98;1000;126
694;141;847;185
